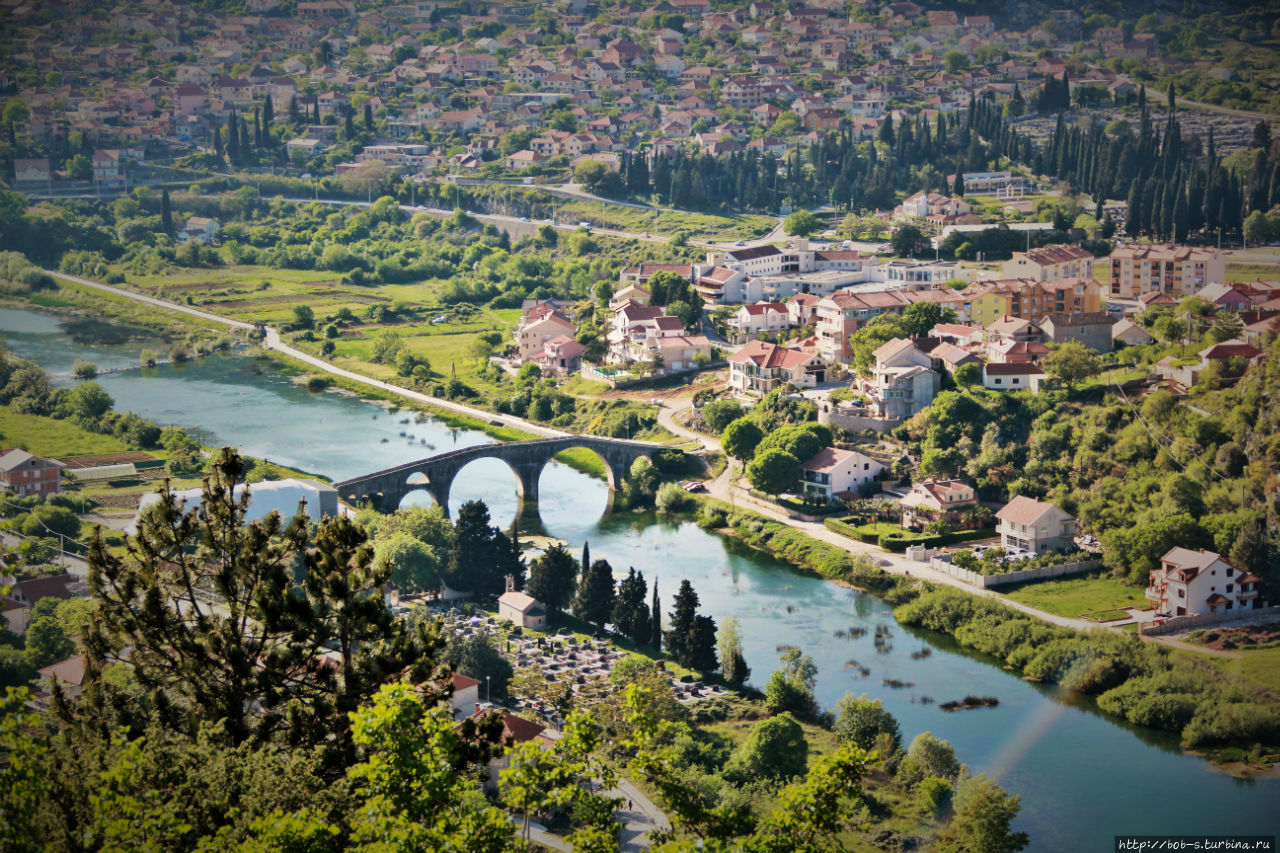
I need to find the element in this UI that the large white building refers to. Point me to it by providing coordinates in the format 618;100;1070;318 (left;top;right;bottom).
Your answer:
1146;548;1266;618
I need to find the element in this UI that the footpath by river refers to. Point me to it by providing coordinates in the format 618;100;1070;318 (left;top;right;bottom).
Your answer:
5;295;1280;850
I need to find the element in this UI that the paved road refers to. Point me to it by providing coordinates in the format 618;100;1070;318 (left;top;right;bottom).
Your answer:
610;776;671;853
47;270;572;441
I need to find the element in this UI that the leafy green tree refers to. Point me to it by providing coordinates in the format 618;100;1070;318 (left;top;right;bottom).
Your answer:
1103;513;1208;585
624;457;661;508
701;399;744;433
373;532;439;594
891;224;929;257
16;505;81;541
717;616;750;687
444;500;523;595
746;448;801;495
901;302;959;337
756;423;831;463
725;712;808;782
525;542;577;614
572;559;616;630
447;632;513;700
764;648;817;716
69;380;114;420
835;693;901;753
934;774;1029;853
340;683;514;850
783;209;823;238
904;732;961;782
80;449;447;761
24;597;75;667
292;304;315;330
1043;341;1101;392
370;328;404;364
722;417;764;462
954;361;982;388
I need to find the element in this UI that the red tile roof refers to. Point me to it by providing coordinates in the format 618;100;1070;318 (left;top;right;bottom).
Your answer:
728;340;812;369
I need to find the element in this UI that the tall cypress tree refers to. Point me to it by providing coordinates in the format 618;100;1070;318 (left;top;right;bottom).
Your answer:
664;580;699;667
288;94;300;124
263;94;274;129
364;102;374;131
160;189;172;235
650;579;661;651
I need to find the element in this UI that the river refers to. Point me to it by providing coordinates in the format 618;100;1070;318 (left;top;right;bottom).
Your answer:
3;306;1277;850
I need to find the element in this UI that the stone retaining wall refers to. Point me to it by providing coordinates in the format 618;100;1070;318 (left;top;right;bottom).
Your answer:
1139;605;1280;636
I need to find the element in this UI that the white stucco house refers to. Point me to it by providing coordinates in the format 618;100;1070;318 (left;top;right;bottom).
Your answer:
799;446;884;503
1146;548;1266;618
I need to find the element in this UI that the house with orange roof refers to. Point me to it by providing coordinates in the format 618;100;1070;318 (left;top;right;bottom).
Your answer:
899;478;978;529
727;340;821;395
727;302;791;339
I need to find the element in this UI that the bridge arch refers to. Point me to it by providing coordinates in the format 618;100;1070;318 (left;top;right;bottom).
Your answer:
334;436;668;518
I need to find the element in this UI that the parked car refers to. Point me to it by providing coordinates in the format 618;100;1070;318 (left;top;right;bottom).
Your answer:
682;481;706;493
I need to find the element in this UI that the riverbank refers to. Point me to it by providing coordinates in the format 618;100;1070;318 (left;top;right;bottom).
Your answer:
646;498;1280;770
15;283;619;479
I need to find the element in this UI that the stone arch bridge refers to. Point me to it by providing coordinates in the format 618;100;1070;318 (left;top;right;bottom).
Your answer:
333;436;667;515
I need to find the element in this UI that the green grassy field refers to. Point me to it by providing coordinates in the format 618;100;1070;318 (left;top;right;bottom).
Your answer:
556;199;776;242
1000;569;1148;619
1226;262;1280;283
0;408;133;457
1208;646;1280;693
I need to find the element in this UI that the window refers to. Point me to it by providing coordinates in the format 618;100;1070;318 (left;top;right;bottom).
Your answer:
1227;584;1233;593
1177;589;1185;598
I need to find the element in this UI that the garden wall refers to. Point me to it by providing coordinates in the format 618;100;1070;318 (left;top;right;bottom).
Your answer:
818;408;902;434
1139;605;1280;636
928;556;1103;588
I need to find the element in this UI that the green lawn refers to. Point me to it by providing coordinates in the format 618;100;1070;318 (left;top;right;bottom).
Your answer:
999;569;1148;619
1208;646;1280;693
0;407;133;457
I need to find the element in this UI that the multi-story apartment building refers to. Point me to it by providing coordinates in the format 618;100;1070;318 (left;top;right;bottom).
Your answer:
1002;245;1095;282
964;277;1103;326
1106;244;1224;299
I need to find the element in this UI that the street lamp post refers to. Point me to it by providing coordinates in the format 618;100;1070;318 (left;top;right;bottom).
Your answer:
486;675;491;704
